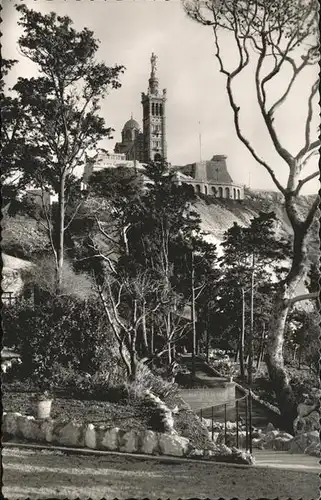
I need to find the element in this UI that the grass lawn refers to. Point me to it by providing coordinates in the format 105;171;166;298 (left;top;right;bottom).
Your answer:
3;390;151;431
3;446;319;500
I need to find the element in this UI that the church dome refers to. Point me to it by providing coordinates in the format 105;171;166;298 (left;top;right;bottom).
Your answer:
123;118;140;131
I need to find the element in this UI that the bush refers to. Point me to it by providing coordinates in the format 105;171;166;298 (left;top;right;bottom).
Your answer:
2;215;49;259
175;408;215;450
2;297;126;392
210;356;239;377
124;363;179;403
25;256;95;301
289;370;319;405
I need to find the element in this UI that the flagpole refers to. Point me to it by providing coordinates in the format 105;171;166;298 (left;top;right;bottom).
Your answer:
198;121;202;163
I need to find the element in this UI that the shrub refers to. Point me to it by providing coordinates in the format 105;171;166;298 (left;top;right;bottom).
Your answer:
2;297;126;392
209;356;239;379
289;370;319;405
20;255;95;301
124;363;179;403
175;408;215;451
2;215;49;259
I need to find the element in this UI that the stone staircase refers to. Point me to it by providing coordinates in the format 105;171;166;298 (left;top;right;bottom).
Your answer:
178;354;281;429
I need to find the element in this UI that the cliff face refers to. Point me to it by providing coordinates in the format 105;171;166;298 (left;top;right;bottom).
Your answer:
195;190;319;258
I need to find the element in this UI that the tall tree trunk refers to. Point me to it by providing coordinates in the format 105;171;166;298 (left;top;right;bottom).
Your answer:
129;347;138;382
256;323;265;370
167;311;172;365
56;174;65;291
266;226;308;432
141;301;149;354
239;288;245;380
191;251;196;379
248;256;255;386
205;324;210;363
150;322;154;355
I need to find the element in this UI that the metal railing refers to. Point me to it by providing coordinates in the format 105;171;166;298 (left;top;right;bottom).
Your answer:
197;392;253;453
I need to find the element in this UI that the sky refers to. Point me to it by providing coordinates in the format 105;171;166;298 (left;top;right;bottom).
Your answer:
2;0;319;193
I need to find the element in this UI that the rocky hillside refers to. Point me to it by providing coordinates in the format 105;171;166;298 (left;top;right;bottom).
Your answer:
2;189;318;270
196;189;319;258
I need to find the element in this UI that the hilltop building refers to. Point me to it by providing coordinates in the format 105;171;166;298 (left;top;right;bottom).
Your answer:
174;155;244;200
115;52;167;163
82;149;146;186
83;54;243;200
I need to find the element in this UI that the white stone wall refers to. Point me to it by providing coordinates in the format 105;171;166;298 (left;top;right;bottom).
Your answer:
179;180;244;200
2;411;253;464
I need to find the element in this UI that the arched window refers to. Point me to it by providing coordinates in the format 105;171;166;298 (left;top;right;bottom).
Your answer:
156;103;159;116
211;186;217;197
233;188;236;199
154;153;162;162
225;187;230;198
152;103;155;115
237;189;241;199
160;104;163;116
195;184;201;194
218;186;223;198
204;185;208;195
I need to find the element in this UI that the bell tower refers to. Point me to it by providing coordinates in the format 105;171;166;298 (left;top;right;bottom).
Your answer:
141;53;167;163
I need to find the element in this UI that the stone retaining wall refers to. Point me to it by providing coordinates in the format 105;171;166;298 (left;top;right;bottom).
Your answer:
180;383;235;411
2;411;253;464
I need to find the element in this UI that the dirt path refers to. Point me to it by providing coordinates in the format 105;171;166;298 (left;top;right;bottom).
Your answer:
3;446;319;499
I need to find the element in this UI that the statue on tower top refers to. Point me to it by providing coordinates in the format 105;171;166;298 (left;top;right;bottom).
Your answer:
151;52;157;76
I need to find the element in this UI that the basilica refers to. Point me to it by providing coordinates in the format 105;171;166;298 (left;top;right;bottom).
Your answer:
114;52;167;163
83;54;244;200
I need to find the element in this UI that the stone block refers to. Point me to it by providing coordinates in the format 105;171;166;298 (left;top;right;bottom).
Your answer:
214;443;232;456
297;403;315;418
266;422;275;432
263;430;279;440
42;419;54;443
289;431;319;454
304;441;320;457
53;421;85;447
18;416;54;442
187;448;205;458
141;430;159;455
2;412;21;436
85;424;97;449
216;431;247;448
210;445;253;465
119;429;139;453
252;437;264;449
270;436;292;451
100;427;120;451
158;433;190;457
17;415;37;440
278;431;294;440
201;418;212;428
294;410;320;435
211;432;220;443
201;449;214;459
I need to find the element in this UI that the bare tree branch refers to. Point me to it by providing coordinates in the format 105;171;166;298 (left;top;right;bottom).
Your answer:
296;79;320;161
285;291;319;306
294;170;319;196
212;26;286;194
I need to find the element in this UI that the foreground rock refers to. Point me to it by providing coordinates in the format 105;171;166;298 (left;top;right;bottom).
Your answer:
2;412;254;465
253;430;294;451
293;408;320;435
289;431;320;455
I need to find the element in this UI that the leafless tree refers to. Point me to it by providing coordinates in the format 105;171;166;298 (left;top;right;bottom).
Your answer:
96;269;164;381
183;0;319;427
